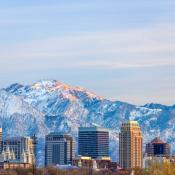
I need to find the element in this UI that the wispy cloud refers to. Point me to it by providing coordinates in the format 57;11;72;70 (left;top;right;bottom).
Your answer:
1;23;175;70
0;0;175;104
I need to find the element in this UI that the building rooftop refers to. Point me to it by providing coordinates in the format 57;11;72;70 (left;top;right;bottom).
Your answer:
3;136;31;141
46;132;73;139
151;137;167;144
47;132;70;135
121;120;140;127
79;126;108;132
128;121;138;124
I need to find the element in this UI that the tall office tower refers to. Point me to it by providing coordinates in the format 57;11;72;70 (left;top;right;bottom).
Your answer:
145;137;170;157
2;137;35;164
119;121;143;169
78;127;109;159
0;128;2;153
45;133;75;166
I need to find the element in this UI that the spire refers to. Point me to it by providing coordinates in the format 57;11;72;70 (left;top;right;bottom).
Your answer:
21;149;27;163
0;144;17;162
5;146;12;160
11;149;16;160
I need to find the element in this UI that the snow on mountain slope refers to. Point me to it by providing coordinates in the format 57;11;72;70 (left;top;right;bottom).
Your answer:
0;90;47;136
2;80;175;165
0;89;48;165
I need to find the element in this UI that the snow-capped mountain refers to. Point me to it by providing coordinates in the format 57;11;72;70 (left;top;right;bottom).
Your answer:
1;80;175;165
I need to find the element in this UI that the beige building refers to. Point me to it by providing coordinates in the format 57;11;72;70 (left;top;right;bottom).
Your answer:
0;162;32;170
119;121;143;169
73;156;120;171
2;137;35;165
0;128;2;152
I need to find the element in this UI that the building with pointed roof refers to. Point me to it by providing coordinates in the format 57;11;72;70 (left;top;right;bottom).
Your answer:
145;137;170;157
2;136;35;164
0;146;16;162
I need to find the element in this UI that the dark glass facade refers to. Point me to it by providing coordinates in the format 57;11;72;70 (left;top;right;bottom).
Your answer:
154;144;164;155
78;127;109;159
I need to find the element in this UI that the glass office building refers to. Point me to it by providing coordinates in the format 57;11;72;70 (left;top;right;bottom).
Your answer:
78;127;109;159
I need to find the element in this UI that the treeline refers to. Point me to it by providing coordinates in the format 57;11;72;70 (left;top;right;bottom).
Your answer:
130;162;175;175
0;167;128;175
144;162;175;175
2;163;175;175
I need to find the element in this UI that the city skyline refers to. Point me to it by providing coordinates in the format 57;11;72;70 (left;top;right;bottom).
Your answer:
0;0;175;105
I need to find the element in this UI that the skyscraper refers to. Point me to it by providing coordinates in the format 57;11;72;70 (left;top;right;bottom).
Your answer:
119;121;143;169
0;128;2;153
78;127;109;159
45;133;75;166
2;136;35;164
145;137;170;157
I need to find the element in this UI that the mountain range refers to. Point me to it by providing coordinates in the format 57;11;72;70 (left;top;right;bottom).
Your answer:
0;80;175;165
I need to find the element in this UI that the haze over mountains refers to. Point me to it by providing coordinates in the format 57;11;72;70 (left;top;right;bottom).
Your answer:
0;80;175;165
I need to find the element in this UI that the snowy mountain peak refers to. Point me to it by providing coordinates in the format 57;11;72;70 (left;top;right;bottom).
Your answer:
6;80;104;101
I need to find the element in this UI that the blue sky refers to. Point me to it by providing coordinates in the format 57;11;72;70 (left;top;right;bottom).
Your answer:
0;0;175;105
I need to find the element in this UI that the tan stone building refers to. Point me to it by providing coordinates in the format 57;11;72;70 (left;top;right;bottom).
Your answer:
0;128;2;152
2;137;35;165
119;121;143;169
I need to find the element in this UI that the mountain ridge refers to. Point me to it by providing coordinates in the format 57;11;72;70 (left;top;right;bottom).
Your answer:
0;80;175;165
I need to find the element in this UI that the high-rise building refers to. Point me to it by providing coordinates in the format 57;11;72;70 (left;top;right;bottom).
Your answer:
45;133;75;166
78;127;109;159
2;137;35;164
145;137;170;157
119;121;143;169
0;128;2;153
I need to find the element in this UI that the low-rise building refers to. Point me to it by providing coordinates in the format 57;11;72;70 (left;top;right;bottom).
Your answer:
73;156;120;172
143;155;175;169
0;162;32;170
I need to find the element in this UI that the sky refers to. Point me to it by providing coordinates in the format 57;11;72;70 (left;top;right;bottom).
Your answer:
0;0;175;105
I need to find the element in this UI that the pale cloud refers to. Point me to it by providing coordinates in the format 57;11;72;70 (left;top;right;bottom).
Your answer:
0;0;175;105
0;23;175;71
